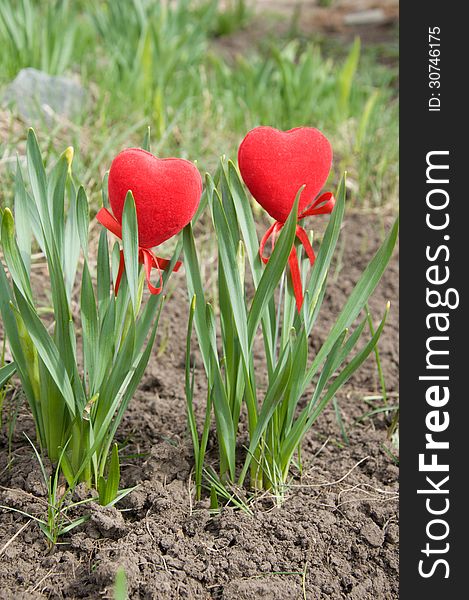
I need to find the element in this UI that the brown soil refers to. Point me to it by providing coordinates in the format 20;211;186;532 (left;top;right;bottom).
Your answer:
0;211;399;599
213;0;399;60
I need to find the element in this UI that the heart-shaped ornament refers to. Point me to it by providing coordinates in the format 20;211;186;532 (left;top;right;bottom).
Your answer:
108;148;202;248
238;126;332;223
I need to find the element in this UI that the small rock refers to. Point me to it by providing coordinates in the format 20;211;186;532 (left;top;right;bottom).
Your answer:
361;521;385;547
159;535;174;551
2;68;86;123
385;523;399;545
344;9;387;26
87;503;128;539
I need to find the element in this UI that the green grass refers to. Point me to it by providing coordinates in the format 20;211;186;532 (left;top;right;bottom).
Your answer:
1;0;398;210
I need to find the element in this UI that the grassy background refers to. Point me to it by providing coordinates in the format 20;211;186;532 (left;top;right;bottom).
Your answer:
0;0;398;211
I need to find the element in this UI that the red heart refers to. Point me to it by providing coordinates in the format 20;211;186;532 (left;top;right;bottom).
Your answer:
108;148;202;248
238;126;332;223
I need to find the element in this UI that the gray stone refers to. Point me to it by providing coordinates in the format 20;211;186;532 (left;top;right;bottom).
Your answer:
2;68;86;123
360;520;385;547
344;9;387;26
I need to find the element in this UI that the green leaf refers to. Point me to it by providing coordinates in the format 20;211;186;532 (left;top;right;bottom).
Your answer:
81;261;99;392
103;444;120;505
142;126;151;152
211;190;249;364
282;324;309;435
114;568;128;600
13;287;76;417
185;295;199;457
0;208;33;302
98;476;107;505
14;161;32;274
94;298;115;391
59;515;90;536
73;312;160;484
238;336;293;485
206;303;236;479
97;229;111;321
47;152;69;257
63;179;81;299
121;192;139;312
182;224;210;369
247;190;300;345
226;159;276;373
307;304;390;429
76;186;90;255
0;266;38;418
303;216;398;390
280;330;349;470
226;160;263;285
26;129;50;236
210;485;219;510
102;172;110;209
338;37;360;116
0;362;16;388
304;174;346;331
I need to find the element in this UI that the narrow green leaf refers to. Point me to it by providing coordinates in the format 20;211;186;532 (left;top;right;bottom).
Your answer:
247;190;300;345
13;287;76;417
338;37;360;115
0;266;38;417
97;229;111;320
142;126;151;152
73;313;159;484
14;161;32;274
26;129;50;236
47;152;68;257
211;190;249;363
102;172;110;209
0;208;33;302
0;362;16;388
226;160;264;283
121;192;139;312
63;178;81;299
239;338;293;485
307;304;390;429
210;486;219;510
182;224;210;370
76;186;90;255
206;304;236;480
104;444;120;505
114;568;128;600
98;476;107;505
185;295;200;457
81;261;99;392
304;174;346;331
303;216;398;390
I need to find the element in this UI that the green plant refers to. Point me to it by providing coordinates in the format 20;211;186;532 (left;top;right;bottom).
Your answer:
0;129;176;501
90;0;215;137
0;356;15;426
0;435;92;549
0;0;83;81
184;159;398;503
0;360;15;390
114;567;128;600
211;0;250;37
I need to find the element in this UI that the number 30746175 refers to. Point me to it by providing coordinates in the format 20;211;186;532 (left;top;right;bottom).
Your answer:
428;26;441;90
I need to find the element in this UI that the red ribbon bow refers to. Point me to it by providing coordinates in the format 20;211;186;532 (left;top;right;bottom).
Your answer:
259;192;335;312
96;208;181;296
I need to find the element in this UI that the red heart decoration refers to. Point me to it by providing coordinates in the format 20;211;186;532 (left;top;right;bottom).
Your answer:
108;148;202;248
238;126;332;223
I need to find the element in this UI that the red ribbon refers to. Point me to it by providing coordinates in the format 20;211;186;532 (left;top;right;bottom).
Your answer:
96;208;182;296
259;192;335;312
